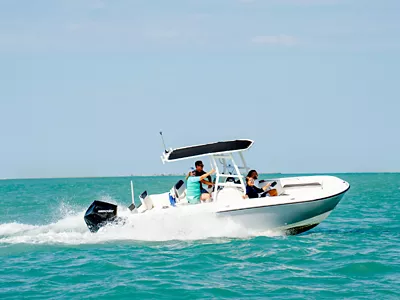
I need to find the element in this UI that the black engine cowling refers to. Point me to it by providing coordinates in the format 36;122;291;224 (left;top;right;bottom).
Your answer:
84;200;118;233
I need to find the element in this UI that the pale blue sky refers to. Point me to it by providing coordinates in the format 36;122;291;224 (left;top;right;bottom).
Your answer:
0;0;399;178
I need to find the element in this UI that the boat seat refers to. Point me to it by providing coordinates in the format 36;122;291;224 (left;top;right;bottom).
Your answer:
170;180;188;203
138;190;154;212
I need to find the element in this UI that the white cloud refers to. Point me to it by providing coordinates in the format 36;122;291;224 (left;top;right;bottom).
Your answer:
251;35;297;46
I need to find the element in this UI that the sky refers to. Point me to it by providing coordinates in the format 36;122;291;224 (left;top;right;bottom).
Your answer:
0;0;399;178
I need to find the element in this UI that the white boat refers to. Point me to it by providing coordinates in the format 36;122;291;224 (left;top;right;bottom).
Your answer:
84;139;350;235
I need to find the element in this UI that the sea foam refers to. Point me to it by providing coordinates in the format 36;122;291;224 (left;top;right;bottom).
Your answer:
0;198;280;245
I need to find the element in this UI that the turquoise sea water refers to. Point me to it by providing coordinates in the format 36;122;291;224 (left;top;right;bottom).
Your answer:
0;173;399;299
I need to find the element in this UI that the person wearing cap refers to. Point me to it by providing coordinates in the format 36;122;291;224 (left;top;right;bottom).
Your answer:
194;160;214;193
186;168;215;204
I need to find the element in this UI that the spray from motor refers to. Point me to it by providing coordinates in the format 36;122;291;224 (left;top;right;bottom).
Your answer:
1;206;274;245
84;181;138;232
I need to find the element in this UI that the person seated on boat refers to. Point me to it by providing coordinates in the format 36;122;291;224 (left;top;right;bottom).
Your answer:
246;169;260;188
186;168;216;204
243;176;278;199
194;160;214;193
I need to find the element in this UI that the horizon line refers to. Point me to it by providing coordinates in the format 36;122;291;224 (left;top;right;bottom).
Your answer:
1;171;399;181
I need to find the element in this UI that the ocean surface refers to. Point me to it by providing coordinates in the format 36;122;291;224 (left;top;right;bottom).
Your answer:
0;173;399;299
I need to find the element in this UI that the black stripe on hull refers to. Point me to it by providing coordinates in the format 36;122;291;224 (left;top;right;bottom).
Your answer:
284;223;320;235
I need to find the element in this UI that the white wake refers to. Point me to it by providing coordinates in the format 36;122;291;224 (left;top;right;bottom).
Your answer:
0;200;281;245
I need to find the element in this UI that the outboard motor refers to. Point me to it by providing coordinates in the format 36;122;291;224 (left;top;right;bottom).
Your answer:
84;200;118;233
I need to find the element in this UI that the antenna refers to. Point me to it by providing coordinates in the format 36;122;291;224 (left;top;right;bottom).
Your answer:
159;131;169;153
128;180;136;212
130;180;135;204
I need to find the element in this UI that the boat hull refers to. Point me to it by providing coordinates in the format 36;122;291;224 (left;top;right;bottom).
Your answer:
83;174;350;236
216;191;347;235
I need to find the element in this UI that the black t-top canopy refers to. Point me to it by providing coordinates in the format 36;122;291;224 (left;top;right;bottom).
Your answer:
164;139;253;162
